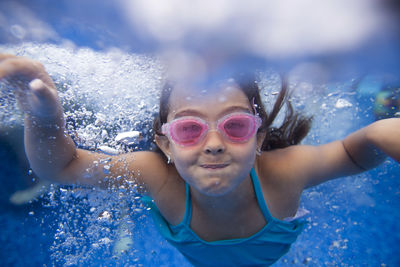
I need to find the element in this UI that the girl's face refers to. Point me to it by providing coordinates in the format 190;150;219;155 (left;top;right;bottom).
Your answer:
160;83;260;196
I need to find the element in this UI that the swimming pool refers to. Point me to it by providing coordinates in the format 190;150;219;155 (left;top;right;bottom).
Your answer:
1;1;400;266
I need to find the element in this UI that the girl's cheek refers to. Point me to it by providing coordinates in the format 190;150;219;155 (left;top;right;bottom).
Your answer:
171;146;198;165
234;143;257;165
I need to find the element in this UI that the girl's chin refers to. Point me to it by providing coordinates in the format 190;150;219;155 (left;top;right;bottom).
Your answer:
194;180;234;197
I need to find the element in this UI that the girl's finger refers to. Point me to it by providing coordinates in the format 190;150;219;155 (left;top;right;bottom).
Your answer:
29;79;54;102
0;54;17;63
0;57;44;80
0;57;26;80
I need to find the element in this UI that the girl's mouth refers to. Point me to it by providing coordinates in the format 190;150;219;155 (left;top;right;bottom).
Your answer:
200;163;229;169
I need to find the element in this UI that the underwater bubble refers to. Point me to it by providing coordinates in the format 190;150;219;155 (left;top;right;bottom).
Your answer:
99;237;112;245
115;131;142;145
335;98;353;108
60;188;68;194
10;24;26;39
100;158;112;164
134;208;143;213
103;165;111;174
98;210;112;221
98;145;120;155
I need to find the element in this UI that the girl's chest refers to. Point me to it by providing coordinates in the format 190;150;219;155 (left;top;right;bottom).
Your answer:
189;199;268;242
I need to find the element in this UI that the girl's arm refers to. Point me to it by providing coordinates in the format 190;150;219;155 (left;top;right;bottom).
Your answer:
300;118;400;188
261;118;399;190
343;118;400;166
0;54;168;196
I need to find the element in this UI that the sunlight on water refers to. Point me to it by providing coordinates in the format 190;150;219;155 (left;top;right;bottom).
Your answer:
119;0;386;58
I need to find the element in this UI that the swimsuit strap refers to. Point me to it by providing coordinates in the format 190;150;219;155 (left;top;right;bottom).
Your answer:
250;168;274;221
182;182;192;225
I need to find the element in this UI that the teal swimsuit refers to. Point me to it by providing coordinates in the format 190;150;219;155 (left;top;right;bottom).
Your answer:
142;168;307;266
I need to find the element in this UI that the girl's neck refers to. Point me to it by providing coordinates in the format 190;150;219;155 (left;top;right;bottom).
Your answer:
190;174;256;217
188;173;267;241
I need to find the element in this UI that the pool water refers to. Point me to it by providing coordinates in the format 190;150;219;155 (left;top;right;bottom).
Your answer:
0;43;399;266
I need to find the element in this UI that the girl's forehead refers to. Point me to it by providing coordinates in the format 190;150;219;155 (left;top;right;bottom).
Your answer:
168;83;251;117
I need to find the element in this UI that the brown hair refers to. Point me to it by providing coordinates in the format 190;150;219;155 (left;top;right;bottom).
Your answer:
152;75;312;157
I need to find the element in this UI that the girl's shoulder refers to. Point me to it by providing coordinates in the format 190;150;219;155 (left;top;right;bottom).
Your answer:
255;147;305;219
122;151;171;193
255;146;310;191
126;151;186;224
256;141;359;190
256;146;304;177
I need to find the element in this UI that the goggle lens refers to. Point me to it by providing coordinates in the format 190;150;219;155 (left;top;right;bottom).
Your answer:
172;120;206;145
221;115;254;140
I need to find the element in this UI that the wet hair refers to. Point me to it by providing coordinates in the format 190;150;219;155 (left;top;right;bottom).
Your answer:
152;75;312;157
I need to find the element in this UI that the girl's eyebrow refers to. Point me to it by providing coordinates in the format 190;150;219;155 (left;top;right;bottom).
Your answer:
173;105;252;119
173;109;204;119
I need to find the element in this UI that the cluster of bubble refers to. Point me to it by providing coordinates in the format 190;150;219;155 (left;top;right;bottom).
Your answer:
42;179;148;265
0;43;165;265
257;69;368;142
0;43;164;149
0;76;23;127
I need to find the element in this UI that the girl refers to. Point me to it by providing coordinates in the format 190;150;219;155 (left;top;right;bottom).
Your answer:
0;54;399;266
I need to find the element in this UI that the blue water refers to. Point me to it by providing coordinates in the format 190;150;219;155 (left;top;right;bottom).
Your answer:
0;51;399;266
1;1;400;266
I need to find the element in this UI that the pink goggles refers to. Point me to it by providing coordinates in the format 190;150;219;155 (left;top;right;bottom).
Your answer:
161;112;262;146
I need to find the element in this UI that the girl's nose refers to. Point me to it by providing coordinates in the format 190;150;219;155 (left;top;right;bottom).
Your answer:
203;131;226;155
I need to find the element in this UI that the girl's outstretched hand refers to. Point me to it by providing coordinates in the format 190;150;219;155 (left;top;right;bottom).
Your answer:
0;54;62;122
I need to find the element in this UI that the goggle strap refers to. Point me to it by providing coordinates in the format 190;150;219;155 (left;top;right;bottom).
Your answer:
252;97;258;116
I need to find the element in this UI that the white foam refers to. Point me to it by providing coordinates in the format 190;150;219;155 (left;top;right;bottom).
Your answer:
0;43;164;148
